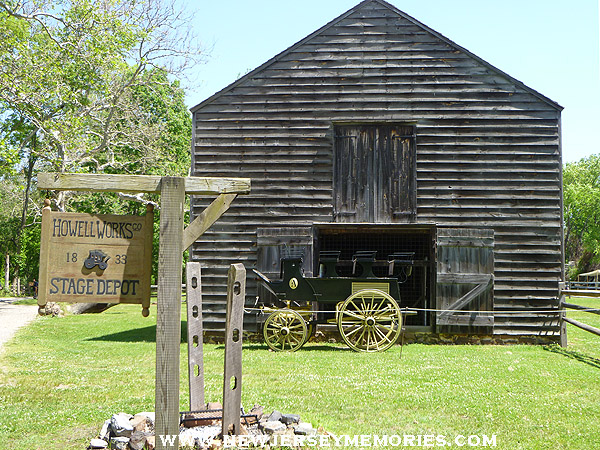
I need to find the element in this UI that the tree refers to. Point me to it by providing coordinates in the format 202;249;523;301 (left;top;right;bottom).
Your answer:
0;0;199;292
563;154;600;277
0;0;200;202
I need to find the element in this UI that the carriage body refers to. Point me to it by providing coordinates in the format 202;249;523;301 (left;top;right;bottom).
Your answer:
255;251;414;352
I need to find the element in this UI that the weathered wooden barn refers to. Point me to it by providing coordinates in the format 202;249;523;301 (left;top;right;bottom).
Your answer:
190;0;563;341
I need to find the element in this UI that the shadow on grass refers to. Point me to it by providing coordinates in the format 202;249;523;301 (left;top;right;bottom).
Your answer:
86;321;188;343
544;344;600;369
226;343;349;352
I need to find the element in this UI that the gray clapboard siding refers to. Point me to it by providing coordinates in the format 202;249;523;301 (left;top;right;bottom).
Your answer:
190;0;562;336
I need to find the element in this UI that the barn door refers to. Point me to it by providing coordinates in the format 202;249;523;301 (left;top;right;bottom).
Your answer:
436;228;494;332
333;125;416;223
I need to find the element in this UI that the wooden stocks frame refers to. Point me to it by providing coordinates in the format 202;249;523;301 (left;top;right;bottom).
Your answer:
38;172;250;450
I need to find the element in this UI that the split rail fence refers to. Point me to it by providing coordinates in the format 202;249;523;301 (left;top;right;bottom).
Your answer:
560;283;600;341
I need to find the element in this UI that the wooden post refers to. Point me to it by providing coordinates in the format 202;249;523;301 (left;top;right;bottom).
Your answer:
155;177;186;449
558;284;567;348
186;262;205;410
222;264;246;436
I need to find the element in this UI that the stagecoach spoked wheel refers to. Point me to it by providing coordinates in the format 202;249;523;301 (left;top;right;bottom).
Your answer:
263;309;309;352
337;289;402;352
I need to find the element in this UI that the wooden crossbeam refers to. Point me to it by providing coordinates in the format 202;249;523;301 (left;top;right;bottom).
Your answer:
182;193;237;251
438;275;493;320
38;172;250;195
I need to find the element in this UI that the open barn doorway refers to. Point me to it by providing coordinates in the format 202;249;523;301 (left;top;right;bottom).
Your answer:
314;224;435;329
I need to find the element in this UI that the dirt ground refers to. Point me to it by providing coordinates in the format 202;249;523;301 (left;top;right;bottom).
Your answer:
0;298;38;353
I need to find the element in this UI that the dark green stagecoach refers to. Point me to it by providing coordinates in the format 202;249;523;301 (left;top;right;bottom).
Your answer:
254;250;414;353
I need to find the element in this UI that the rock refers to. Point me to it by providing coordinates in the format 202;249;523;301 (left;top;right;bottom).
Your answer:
249;404;264;420
99;419;111;441
207;402;223;410
261;420;286;434
180;426;221;447
130;413;154;433
267;410;282;423
89;438;108;449
40;302;63;317
294;422;317;436
134;411;155;422
281;413;300;425
110;413;134;438
145;435;155;450
128;431;149;450
109;436;129;450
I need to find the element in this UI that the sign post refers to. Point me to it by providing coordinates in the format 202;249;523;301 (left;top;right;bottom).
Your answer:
38;172;250;450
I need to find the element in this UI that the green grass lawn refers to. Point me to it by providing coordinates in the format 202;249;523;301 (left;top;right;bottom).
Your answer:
0;299;599;450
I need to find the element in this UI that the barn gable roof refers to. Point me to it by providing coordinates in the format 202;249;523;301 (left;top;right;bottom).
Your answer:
191;0;562;113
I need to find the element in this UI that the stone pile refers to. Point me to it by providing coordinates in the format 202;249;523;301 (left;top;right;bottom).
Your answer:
88;403;321;449
88;411;156;450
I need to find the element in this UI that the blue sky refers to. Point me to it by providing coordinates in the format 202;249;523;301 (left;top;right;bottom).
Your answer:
186;0;599;163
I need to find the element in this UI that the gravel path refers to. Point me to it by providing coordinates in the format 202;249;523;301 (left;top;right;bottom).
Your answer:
0;298;39;353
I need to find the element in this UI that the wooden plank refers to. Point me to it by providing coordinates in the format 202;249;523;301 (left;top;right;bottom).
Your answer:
38;172;250;195
222;263;246;436
438;314;493;326
437;273;493;284
155;177;185;450
186;262;205;410
182;194;237;251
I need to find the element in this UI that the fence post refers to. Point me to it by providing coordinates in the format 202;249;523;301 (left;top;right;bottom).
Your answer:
559;282;567;347
222;263;246;436
186;262;205;410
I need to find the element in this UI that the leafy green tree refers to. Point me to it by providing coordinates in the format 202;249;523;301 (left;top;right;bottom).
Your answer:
563;154;600;277
0;0;199;293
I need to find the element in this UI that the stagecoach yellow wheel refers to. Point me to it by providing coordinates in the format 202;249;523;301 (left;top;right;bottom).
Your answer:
263;309;308;352
337;289;402;352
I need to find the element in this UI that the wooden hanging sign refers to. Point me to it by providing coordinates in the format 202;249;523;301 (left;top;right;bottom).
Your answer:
38;200;154;316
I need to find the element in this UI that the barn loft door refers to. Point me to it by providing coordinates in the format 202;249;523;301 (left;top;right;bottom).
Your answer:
436;228;494;333
333;125;416;223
